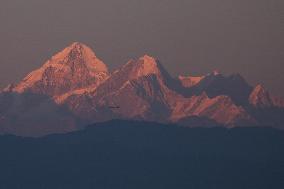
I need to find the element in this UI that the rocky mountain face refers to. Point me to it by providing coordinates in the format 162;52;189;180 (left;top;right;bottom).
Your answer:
58;55;176;123
0;42;283;136
178;75;204;88
178;72;253;106
249;85;284;108
13;42;109;96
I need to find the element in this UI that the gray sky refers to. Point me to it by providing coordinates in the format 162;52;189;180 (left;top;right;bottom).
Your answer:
0;0;283;96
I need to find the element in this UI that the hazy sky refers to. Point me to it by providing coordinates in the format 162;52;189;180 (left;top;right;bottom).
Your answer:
0;0;283;96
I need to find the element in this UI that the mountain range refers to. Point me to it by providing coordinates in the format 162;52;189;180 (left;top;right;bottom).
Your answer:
1;42;284;136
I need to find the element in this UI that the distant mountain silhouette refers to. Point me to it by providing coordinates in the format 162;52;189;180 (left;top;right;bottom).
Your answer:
1;42;284;136
0;120;283;189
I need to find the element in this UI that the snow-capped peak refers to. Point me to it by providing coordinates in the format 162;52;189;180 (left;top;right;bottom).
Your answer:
140;54;157;63
119;55;163;80
50;42;108;73
253;84;266;93
13;42;109;96
250;84;268;99
178;75;205;88
249;84;284;108
135;55;161;76
206;70;221;76
249;84;273;107
213;70;220;75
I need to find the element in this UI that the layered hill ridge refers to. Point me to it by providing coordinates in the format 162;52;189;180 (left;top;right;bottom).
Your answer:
0;42;284;136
